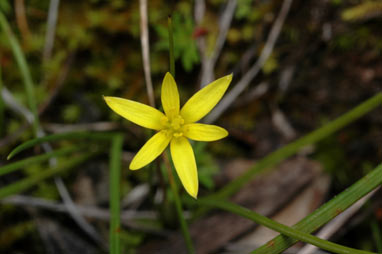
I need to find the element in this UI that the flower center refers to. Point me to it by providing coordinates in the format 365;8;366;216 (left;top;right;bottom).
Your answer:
163;115;185;138
170;115;184;130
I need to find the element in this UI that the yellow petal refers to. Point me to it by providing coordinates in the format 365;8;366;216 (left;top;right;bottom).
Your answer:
130;131;171;170
183;123;228;141
161;72;180;118
104;96;166;130
170;137;198;198
180;74;232;123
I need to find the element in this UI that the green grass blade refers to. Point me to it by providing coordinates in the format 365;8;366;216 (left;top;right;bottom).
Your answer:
0;11;39;135
371;218;382;252
199;199;377;254
109;134;123;254
0;146;84;176
253;163;382;254
0;151;99;199
7;131;117;159
212;93;382;200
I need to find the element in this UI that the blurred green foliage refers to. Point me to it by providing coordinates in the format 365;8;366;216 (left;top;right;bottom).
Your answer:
154;12;199;72
342;1;382;21
0;221;35;250
193;142;219;190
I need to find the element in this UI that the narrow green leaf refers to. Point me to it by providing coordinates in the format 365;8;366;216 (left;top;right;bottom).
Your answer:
199;199;377;254
0;152;99;199
0;11;39;135
253;163;382;254
7;131;117;160
1;146;83;176
371;217;382;252
213;93;382;200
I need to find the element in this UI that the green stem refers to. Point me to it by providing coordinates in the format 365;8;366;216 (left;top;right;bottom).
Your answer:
253;163;382;254
199;199;376;254
0;52;4;136
164;12;193;253
163;152;194;254
109;134;123;254
168;15;175;77
0;146;83;177
0;152;98;199
0;11;40;135
211;93;382;200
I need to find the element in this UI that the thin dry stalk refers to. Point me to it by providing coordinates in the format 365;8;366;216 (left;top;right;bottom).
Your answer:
205;0;293;123
197;0;237;87
139;0;155;107
43;0;60;63
14;0;30;42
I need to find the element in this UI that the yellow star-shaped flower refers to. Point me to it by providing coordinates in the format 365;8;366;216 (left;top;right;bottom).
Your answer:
104;72;232;198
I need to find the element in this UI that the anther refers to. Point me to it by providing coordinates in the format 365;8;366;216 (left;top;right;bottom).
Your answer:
173;132;183;138
161;116;169;126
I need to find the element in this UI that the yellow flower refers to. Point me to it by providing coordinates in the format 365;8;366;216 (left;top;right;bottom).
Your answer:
104;72;232;198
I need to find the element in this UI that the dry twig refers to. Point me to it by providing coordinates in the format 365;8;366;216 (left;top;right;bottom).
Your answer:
198;0;237;87
14;0;30;42
42;0;60;63
205;0;294;123
3;195;157;221
139;0;155;107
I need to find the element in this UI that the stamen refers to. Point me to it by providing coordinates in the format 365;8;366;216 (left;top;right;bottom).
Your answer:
165;115;185;137
170;115;184;130
161;116;169;126
173;132;183;138
167;108;177;119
